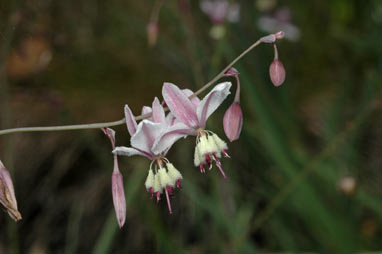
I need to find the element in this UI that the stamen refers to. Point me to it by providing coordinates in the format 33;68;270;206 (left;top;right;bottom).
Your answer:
176;179;182;189
199;164;205;173
215;160;227;179
205;154;212;170
165;188;173;214
156;192;161;202
222;150;230;158
166;186;173;195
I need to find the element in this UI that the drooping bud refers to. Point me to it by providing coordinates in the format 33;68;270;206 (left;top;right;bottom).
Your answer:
224;67;243;141
0;160;22;222
147;22;158;47
103;128;126;228
223;102;243;142
269;44;285;87
111;164;126;228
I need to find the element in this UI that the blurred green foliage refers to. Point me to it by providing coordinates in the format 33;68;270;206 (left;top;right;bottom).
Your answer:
0;0;381;253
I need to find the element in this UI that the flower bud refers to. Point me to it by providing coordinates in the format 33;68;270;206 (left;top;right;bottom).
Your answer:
103;128;126;228
146;22;158;47
0;160;22;222
223;102;243;142
269;60;285;87
224;67;240;77
269;44;285;87
111;163;126;229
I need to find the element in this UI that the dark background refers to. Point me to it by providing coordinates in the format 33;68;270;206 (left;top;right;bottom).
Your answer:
0;0;381;253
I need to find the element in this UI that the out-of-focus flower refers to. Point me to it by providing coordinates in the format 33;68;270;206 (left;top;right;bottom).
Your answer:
146;22;159;47
103;128;126;228
7;36;52;79
200;0;240;24
223;68;243;142
113;98;192;214
0;160;22;222
162;82;232;178
337;176;357;196
258;7;300;41
269;44;285;87
200;0;240;39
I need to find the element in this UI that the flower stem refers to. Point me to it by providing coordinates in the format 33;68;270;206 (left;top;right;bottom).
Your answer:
0;39;263;136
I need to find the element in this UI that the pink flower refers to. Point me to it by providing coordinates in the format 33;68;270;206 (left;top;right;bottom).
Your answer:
257;8;300;42
103;128;126;228
200;0;240;24
0;160;22;222
162;82;232;178
113;98;191;214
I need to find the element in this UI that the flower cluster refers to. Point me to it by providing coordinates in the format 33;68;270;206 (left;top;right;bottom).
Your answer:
102;32;285;228
106;81;242;227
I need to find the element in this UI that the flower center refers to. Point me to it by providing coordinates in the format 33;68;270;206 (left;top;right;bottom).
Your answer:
193;130;230;178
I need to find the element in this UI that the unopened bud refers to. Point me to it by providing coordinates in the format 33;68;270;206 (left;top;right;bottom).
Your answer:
147;22;158;47
223;102;243;142
224;67;240;77
103;128;126;228
269;44;285;87
112;167;126;228
0;160;22;222
269;60;285;87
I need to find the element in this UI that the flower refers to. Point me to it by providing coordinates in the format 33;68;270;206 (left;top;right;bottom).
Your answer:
200;0;240;40
200;0;240;24
113;98;192;214
161;82;232;178
0;160;22;222
257;7;300;42
103;128;126;228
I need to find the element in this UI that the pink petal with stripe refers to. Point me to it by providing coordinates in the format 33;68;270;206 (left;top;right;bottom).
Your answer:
162;83;199;128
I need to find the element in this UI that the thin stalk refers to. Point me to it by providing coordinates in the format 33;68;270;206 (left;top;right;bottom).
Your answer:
0;38;263;136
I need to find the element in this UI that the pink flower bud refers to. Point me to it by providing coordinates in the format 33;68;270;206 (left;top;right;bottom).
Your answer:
269;60;285;87
223;102;243;142
103;128;126;228
269;44;285;87
0;160;22;222
146;22;158;47
111;161;126;229
224;67;240;77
